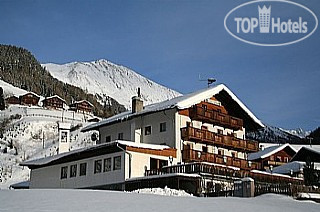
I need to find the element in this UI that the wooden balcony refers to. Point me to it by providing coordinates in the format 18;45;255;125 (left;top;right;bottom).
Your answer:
189;106;243;130
144;162;303;185
181;126;259;152
182;148;261;170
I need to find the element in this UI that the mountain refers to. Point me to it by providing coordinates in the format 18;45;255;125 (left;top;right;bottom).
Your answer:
0;45;125;117
43;59;181;109
246;124;304;144
281;128;311;139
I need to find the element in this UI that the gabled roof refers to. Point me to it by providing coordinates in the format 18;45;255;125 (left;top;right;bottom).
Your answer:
20;140;172;169
291;147;320;163
43;95;66;103
248;143;297;161
82;84;264;132
271;161;305;174
70;100;94;107
5;95;19;99
20;92;40;98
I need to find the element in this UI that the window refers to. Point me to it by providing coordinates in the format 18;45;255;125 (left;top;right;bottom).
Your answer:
104;158;112;172
160;122;166;132
61;166;68;179
113;156;121;170
276;156;282;162
79;163;87;176
118;133;123;140
94;159;102;174
284;157;289;163
106;136;111;143
70;164;77;178
145;126;151;135
202;146;208;153
61;131;68;143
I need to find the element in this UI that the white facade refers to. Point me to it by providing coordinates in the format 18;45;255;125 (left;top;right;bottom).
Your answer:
28;142;177;189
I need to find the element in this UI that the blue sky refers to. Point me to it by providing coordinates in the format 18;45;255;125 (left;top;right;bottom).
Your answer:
0;0;319;131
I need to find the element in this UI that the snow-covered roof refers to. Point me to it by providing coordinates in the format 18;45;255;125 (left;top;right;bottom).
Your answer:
21;91;41;98
291;146;320;162
5;95;19;99
248;143;297;161
250;169;302;180
82;84;264;132
72;100;94;107
271;161;305;175
21;140;172;167
43;95;66;103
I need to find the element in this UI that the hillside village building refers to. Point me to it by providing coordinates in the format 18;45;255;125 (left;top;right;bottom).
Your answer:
5;95;20;105
42;95;66;110
21;84;303;194
19;92;40;106
248;144;297;171
69;100;94;114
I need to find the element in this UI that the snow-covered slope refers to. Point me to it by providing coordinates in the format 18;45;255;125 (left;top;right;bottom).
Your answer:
246;124;303;143
0;105;97;189
0;79;28;97
282;128;311;139
43;60;181;109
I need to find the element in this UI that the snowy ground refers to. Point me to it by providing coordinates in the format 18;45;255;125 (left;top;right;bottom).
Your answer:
0;189;319;212
131;186;192;197
0;105;97;189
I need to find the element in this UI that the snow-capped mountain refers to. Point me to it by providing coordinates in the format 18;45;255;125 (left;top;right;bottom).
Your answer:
246;124;303;144
43;60;181;109
281;128;311;139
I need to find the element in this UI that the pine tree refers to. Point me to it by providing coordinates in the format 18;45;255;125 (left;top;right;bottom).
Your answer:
0;87;5;110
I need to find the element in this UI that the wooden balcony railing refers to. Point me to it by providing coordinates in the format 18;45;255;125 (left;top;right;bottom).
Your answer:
181;126;259;152
144;162;303;185
182;148;261;170
189;106;243;130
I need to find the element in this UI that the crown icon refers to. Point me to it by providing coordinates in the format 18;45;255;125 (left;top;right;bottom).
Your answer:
258;5;271;33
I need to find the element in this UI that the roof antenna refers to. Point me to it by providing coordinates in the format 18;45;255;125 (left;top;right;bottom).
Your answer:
199;74;216;88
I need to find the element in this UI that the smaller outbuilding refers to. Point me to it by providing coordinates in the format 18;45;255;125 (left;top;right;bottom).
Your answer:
42;95;66;110
248;143;297;171
5;95;20;105
69;100;94;114
19;92;40;106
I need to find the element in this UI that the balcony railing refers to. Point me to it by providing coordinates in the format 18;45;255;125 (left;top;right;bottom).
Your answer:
189;106;243;130
182;148;261;170
144;162;303;185
181;126;259;152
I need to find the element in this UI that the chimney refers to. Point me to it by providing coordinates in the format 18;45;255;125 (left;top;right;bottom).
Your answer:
132;88;143;113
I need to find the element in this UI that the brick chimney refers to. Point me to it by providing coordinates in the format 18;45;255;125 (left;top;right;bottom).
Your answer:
132;88;143;113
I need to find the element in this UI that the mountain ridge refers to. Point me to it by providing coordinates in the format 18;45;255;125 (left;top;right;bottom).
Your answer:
43;59;181;109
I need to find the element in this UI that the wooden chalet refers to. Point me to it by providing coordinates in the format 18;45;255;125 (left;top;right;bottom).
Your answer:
248;144;297;171
19;92;40;106
42;95;66;110
5;95;20;105
69;100;94;114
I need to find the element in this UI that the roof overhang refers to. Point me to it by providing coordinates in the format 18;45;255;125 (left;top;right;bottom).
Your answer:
21;140;175;169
